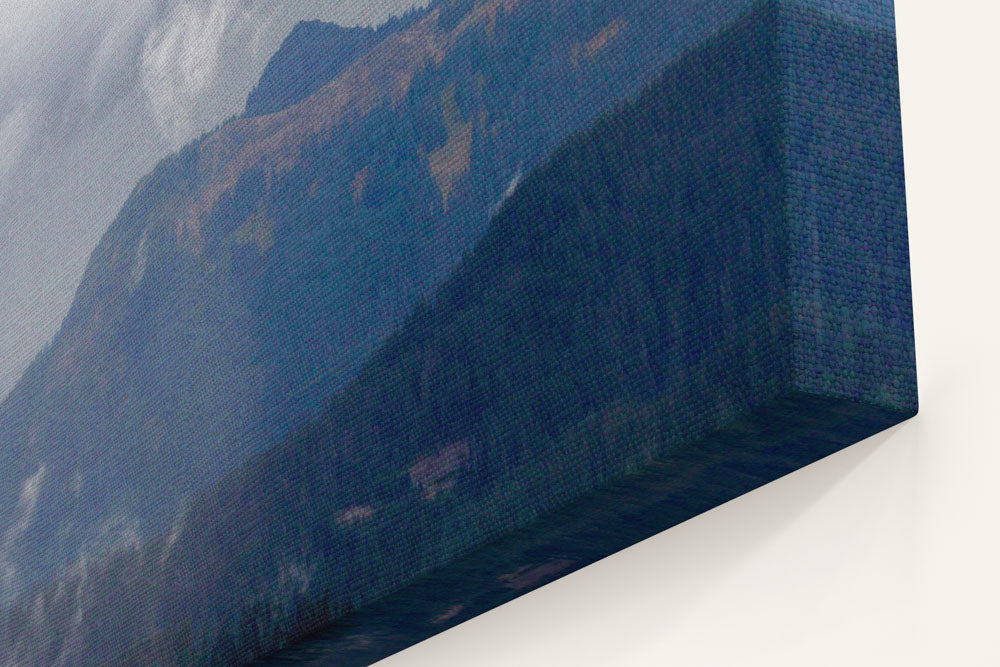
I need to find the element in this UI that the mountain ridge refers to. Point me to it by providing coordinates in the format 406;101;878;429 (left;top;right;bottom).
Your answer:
242;14;421;119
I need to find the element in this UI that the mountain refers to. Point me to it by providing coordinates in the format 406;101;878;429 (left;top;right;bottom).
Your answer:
0;0;758;601
0;2;910;663
243;15;419;118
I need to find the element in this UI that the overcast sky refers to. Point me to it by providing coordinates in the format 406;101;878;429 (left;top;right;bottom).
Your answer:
0;0;425;400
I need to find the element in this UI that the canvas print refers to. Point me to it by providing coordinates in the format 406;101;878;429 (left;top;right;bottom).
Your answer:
0;0;915;664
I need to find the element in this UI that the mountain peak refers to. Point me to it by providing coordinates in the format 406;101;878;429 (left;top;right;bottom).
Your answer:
243;7;428;119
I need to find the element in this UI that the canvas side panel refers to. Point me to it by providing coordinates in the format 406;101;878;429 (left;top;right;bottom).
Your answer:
781;0;917;411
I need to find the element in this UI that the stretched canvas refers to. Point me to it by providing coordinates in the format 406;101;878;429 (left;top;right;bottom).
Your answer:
0;0;915;664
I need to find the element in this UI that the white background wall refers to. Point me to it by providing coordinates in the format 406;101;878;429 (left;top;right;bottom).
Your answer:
380;1;1000;664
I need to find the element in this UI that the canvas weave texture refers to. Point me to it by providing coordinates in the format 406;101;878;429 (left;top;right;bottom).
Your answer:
0;1;915;664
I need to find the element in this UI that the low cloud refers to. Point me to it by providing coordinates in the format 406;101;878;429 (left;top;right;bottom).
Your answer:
141;1;233;147
0;103;34;181
0;465;47;604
